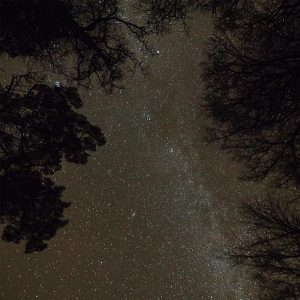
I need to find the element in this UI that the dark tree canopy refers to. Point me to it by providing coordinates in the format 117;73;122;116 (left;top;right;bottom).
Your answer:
125;1;300;298
0;75;105;173
0;75;105;252
137;0;239;31
0;0;148;90
138;0;199;32
202;0;300;186
231;197;300;300
139;0;300;185
191;0;300;298
0;169;69;253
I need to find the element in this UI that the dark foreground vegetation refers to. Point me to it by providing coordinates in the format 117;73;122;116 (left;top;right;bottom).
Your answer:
203;1;300;298
0;74;105;253
143;0;300;298
0;1;300;298
0;0;182;253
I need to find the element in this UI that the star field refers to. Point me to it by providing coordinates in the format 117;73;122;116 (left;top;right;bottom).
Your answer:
0;12;262;300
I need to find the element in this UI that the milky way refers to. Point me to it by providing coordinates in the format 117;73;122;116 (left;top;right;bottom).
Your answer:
0;12;262;300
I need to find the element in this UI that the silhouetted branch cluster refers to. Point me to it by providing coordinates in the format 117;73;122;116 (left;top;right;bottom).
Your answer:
138;0;199;32
0;0;173;253
231;197;300;299
130;1;300;298
0;0;176;253
202;0;300;186
0;75;105;252
0;75;105;169
137;0;245;32
0;0;150;90
196;0;300;298
0;169;69;253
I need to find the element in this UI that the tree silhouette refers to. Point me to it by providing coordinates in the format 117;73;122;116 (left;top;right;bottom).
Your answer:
0;169;69;253
137;0;234;32
0;75;106;173
136;1;300;298
138;0;198;32
188;1;300;298
230;196;300;299
0;0;149;90
202;0;300;186
139;1;300;185
0;74;105;252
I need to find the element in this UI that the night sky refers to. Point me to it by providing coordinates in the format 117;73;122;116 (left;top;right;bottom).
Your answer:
0;12;263;300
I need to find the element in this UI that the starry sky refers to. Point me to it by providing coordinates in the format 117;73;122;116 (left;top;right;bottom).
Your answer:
0;11;264;300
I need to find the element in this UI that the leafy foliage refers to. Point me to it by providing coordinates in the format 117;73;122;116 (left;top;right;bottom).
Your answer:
0;169;69;253
0;75;105;252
